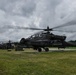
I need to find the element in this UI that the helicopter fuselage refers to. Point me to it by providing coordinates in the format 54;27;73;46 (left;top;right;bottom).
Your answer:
20;32;66;51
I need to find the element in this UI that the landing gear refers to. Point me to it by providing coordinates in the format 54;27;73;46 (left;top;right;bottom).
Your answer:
37;47;49;52
38;48;42;52
44;48;49;52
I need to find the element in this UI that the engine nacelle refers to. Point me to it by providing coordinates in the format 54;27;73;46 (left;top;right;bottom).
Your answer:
20;38;28;44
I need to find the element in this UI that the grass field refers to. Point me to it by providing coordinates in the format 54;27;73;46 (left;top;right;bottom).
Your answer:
0;48;76;75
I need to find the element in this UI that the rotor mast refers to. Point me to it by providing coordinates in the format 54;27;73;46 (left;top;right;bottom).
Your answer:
44;26;52;34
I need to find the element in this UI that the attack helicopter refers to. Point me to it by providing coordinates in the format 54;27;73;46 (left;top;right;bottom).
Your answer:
5;24;76;52
18;24;76;52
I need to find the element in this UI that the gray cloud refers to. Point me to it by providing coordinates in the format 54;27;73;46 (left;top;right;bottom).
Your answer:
33;0;62;28
0;0;36;17
0;0;76;41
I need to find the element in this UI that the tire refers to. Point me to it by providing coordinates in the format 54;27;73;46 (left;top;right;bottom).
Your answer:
38;48;42;52
45;48;49;52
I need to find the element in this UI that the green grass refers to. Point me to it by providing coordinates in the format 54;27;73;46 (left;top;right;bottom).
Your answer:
0;49;76;75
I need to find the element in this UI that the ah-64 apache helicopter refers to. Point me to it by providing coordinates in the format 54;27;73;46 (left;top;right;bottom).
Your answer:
5;24;76;52
15;24;75;52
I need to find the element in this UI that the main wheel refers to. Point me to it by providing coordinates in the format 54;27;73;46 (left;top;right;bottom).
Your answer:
45;48;49;52
38;48;42;52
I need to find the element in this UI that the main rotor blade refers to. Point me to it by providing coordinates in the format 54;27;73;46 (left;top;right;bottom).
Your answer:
52;21;76;29
15;27;43;30
4;26;44;30
2;20;76;32
15;26;52;31
53;29;76;33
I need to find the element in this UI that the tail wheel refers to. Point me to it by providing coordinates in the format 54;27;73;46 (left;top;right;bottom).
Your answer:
38;48;42;52
45;48;49;52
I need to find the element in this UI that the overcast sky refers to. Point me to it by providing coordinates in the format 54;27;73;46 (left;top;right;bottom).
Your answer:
0;0;76;42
